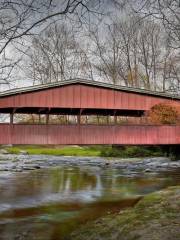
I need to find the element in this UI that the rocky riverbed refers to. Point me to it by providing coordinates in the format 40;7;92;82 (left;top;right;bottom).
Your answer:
0;153;180;175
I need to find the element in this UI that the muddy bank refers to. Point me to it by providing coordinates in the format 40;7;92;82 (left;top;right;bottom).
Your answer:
70;186;180;240
0;154;180;175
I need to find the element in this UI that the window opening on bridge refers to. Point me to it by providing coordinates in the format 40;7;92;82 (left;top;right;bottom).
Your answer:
7;113;150;125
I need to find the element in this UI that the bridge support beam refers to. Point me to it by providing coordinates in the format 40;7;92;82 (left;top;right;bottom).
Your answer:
10;113;14;125
77;115;81;125
46;114;49;125
77;109;83;125
114;110;117;124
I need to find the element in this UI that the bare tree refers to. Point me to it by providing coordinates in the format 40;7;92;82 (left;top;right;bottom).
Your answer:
0;0;105;54
88;24;125;85
136;19;163;90
126;0;180;92
88;15;164;90
0;0;107;88
131;0;180;49
88;19;137;86
27;23;93;84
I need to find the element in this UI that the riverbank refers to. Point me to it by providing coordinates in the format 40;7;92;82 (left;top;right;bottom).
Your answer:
70;185;180;240
0;145;100;157
0;145;164;158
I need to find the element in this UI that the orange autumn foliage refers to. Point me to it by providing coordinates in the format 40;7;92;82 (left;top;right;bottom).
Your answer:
149;103;179;124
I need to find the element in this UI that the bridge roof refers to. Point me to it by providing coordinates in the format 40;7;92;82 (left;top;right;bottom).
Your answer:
0;78;180;100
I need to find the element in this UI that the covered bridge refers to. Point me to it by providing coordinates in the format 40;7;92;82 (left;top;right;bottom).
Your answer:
0;79;179;145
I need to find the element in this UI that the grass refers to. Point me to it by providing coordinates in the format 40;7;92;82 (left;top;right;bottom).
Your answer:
1;145;163;158
4;146;101;157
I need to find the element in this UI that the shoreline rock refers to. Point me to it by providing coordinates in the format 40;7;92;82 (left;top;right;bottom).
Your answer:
0;154;180;175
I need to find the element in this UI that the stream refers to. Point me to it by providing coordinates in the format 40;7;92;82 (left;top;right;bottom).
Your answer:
0;156;180;240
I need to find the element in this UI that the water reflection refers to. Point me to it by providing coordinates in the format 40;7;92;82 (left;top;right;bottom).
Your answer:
0;165;179;240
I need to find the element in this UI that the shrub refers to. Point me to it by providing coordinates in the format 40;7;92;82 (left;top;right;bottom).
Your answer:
100;146;162;158
149;103;178;124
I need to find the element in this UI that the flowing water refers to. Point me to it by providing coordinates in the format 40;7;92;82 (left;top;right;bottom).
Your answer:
0;163;179;240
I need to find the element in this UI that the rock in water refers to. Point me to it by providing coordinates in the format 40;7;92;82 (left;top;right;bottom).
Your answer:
19;150;28;155
0;149;9;154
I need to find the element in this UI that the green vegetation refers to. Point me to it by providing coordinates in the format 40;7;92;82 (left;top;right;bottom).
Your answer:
1;145;163;157
161;145;180;161
70;186;180;240
100;146;163;158
3;146;101;157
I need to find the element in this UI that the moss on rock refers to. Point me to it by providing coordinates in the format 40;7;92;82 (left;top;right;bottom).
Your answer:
70;186;180;240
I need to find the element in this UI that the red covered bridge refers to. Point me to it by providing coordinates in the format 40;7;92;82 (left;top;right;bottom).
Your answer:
0;79;179;145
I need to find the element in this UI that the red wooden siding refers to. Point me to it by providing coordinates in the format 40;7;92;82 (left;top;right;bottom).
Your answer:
0;84;179;111
0;124;179;145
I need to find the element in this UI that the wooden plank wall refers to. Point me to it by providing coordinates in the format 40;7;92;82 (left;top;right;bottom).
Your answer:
0;124;179;145
0;84;179;111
